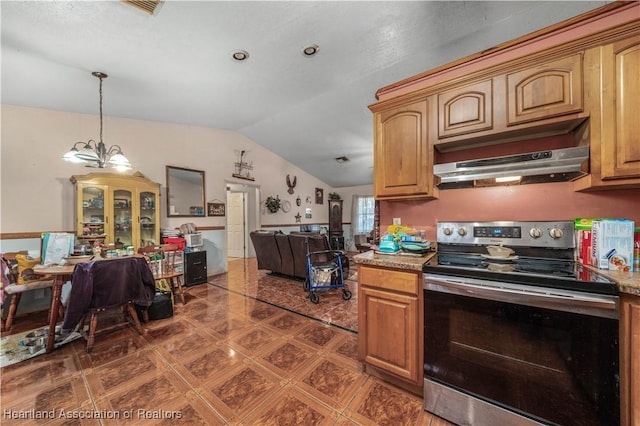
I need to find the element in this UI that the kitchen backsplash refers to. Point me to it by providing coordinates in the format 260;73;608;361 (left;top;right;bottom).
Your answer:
381;182;639;241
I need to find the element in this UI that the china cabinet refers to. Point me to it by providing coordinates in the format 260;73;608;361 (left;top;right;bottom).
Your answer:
70;172;161;250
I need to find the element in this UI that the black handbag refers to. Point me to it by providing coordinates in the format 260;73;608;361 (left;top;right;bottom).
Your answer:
137;291;173;320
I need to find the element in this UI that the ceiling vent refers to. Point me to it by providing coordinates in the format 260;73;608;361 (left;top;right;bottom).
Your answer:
122;0;163;15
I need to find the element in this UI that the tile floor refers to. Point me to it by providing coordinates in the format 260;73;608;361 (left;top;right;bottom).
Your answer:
1;258;455;425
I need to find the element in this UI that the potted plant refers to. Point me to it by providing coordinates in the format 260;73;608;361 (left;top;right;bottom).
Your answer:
264;196;281;213
328;192;341;200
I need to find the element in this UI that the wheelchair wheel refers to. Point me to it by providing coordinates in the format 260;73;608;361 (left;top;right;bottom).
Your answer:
342;289;352;300
310;292;320;304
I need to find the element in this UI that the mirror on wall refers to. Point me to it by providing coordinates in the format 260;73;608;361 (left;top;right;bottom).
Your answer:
166;166;206;217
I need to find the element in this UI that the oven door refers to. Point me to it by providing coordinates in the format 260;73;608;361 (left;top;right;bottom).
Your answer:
424;273;619;426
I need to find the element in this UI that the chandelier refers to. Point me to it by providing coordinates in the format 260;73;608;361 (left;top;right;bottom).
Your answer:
62;72;131;171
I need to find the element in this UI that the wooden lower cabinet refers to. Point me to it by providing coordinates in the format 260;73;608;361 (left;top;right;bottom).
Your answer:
358;265;423;386
620;294;640;426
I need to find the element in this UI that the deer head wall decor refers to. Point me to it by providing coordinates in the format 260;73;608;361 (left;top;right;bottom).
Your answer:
286;174;297;194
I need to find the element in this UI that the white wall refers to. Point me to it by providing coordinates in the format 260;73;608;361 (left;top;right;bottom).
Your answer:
0;105;341;234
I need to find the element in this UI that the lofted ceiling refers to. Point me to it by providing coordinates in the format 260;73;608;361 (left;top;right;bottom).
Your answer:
1;1;608;187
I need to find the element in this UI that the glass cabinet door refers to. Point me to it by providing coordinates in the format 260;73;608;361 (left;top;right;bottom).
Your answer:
139;191;158;247
112;189;133;247
80;185;106;241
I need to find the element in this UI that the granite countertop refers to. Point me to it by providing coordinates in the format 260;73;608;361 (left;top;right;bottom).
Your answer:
352;250;435;272
353;250;640;297
586;266;640;297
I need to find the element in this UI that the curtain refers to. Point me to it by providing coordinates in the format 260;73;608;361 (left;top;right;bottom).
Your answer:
351;195;375;235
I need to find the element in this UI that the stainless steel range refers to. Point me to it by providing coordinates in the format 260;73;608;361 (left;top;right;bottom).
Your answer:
423;221;619;426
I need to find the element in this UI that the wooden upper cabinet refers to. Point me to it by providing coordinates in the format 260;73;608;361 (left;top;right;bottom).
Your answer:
576;34;640;191
438;79;493;138
601;36;640;180
373;99;435;200
506;54;583;126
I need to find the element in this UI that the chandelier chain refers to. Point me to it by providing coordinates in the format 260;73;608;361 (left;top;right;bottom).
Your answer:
99;75;103;144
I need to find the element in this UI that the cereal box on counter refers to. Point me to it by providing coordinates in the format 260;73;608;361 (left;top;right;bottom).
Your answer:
591;219;635;272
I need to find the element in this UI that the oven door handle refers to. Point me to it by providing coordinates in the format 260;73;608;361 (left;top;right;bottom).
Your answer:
424;274;618;319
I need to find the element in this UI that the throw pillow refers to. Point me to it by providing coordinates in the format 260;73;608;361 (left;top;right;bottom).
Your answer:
16;254;41;284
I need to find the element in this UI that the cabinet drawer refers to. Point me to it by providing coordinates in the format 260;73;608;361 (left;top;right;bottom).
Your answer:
360;266;419;295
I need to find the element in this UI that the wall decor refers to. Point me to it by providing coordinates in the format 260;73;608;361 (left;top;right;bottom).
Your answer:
207;200;226;217
315;188;323;204
286;175;297;194
296;196;301;206
264;195;281;213
306;196;311;204
295;212;301;223
281;200;291;213
232;150;254;181
305;207;312;219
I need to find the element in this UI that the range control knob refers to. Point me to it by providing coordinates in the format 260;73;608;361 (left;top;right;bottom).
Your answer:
529;227;543;239
549;228;564;239
442;227;453;236
458;227;467;236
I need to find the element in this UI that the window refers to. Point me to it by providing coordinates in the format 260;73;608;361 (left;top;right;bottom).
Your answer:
351;195;375;235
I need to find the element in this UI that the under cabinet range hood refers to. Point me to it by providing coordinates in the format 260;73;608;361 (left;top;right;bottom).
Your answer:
434;146;589;188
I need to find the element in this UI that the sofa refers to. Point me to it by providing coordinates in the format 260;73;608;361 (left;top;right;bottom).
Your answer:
250;231;349;280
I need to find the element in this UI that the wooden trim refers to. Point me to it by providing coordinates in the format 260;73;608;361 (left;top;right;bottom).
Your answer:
259;222;353;229
193;226;225;231
0;227;228;240
375;2;638;101
0;231;73;240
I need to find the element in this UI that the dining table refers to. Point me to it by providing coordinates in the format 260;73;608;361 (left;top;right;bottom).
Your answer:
33;264;75;353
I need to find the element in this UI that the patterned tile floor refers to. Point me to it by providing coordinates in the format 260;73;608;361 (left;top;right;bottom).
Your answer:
0;258;455;425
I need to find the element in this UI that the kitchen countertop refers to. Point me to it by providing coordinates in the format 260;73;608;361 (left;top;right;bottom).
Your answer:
352;250;436;272
353;250;640;297
586;266;640;297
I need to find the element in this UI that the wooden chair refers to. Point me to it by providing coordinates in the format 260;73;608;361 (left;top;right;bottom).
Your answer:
63;257;155;352
1;251;58;332
138;244;186;304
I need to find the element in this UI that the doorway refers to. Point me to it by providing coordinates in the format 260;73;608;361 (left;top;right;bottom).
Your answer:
225;182;259;260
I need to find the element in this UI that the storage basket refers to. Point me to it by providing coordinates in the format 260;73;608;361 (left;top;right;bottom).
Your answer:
311;265;337;285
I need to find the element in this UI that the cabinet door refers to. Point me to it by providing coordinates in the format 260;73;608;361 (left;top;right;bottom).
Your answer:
76;183;108;245
359;285;419;382
139;190;159;247
620;294;640;426
358;266;421;384
438;79;493;138
507;54;583;125
110;188;134;247
374;99;433;199
601;36;640;180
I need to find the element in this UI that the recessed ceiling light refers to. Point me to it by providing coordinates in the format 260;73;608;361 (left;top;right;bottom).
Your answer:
335;156;349;164
232;50;249;61
302;44;319;57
